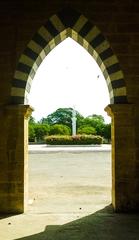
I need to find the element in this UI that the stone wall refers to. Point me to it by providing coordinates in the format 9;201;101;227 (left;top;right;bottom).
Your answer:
0;0;139;213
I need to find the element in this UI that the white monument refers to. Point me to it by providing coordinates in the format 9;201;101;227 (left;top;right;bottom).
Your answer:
72;108;77;136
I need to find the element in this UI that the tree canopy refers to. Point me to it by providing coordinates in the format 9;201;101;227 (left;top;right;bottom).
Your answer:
41;108;84;128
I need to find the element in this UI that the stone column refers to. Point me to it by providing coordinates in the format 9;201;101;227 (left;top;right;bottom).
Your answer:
0;105;33;213
105;104;139;212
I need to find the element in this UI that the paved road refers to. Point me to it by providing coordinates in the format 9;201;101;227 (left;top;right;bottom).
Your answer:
28;145;111;216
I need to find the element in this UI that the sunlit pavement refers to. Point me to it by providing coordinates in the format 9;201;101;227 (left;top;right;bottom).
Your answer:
28;147;112;215
0;145;139;240
28;143;111;153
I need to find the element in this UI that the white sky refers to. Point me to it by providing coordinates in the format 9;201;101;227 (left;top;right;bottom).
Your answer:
28;38;111;123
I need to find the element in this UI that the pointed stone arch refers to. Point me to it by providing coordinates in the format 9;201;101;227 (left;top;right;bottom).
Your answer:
11;7;127;105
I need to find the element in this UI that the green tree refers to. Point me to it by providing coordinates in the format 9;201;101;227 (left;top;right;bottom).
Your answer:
103;123;111;142
49;124;71;135
39;117;49;125
77;125;96;135
88;114;104;122
28;115;36;142
77;114;105;136
29;116;36;124
34;124;50;141
43;108;84;129
29;124;36;142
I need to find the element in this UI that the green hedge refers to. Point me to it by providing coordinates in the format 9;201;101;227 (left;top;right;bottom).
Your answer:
45;135;103;145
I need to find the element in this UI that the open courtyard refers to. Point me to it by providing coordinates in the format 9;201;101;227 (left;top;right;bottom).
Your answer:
28;144;111;217
0;145;139;240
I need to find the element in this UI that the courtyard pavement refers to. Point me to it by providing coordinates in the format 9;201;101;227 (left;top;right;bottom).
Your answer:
28;145;111;215
0;144;139;240
28;144;111;153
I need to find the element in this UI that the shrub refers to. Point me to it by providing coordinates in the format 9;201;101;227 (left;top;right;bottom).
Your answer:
77;125;96;135
49;124;71;135
45;135;103;145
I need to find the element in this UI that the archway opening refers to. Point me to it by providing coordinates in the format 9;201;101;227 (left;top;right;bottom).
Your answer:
10;8;128;214
27;37;112;222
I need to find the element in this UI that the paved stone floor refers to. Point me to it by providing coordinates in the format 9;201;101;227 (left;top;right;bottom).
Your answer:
0;145;139;240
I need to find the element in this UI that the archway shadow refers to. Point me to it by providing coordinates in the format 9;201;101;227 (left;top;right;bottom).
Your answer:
15;204;139;240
